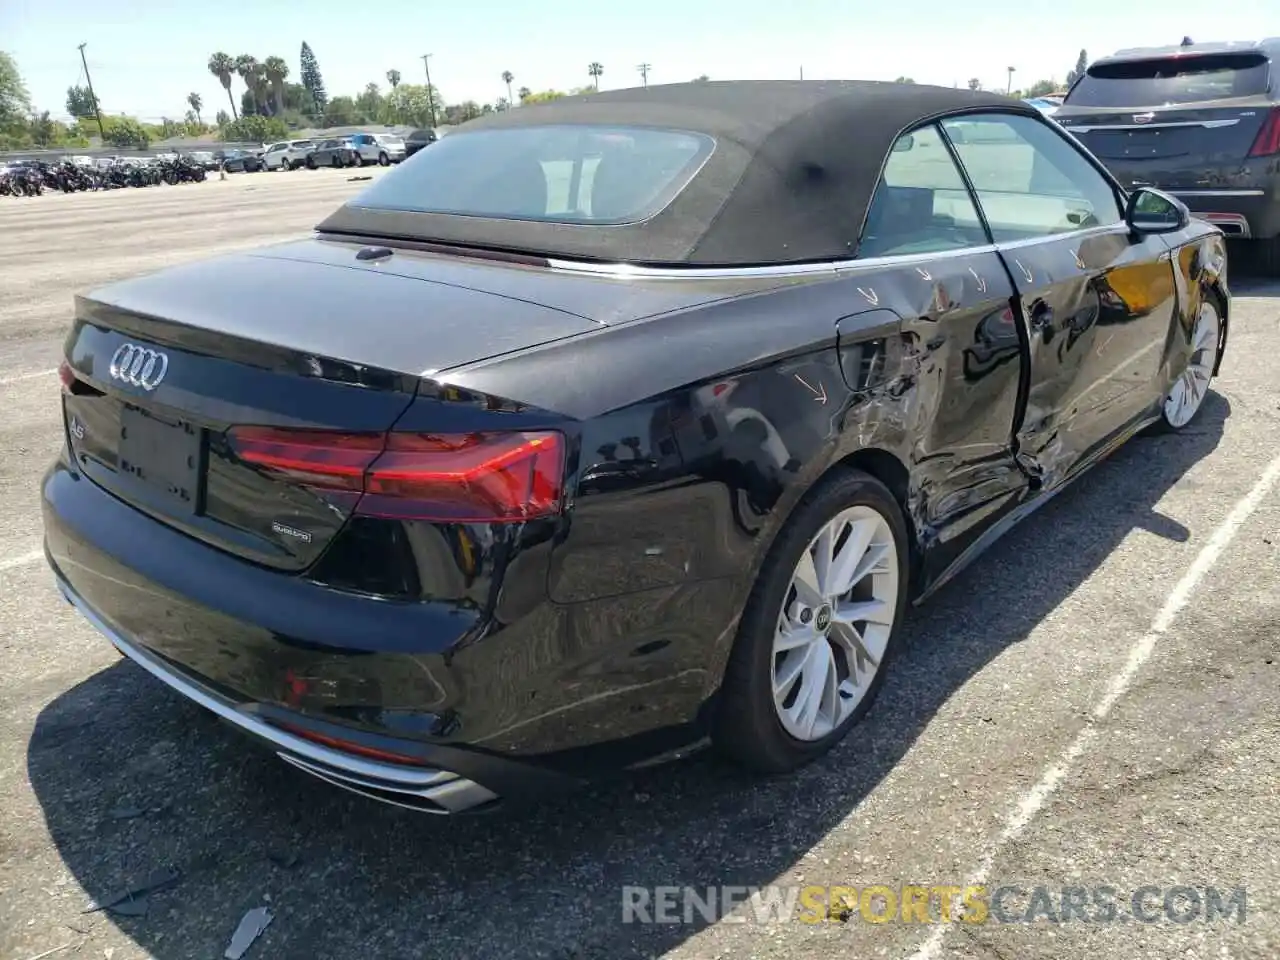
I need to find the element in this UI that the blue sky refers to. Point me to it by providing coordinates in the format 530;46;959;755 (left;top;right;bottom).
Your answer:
2;0;1274;123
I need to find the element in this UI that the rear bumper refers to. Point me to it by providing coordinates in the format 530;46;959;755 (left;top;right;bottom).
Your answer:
42;455;724;808
1173;190;1280;240
55;573;510;813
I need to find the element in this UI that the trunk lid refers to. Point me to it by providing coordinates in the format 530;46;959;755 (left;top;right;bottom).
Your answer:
62;252;602;571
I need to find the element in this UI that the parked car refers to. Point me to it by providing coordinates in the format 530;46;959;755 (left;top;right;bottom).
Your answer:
44;81;1228;814
304;137;358;169
216;149;263;173
1056;37;1280;273
263;140;316;171
1024;96;1063;118
403;127;438;158
349;132;407;165
188;151;218;171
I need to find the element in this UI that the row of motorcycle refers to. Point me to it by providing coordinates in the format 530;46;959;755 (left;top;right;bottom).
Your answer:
0;156;208;197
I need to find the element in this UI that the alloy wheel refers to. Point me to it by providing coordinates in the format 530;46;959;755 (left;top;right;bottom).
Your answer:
1163;301;1220;429
771;504;900;741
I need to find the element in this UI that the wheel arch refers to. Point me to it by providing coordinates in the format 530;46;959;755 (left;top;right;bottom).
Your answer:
817;446;923;592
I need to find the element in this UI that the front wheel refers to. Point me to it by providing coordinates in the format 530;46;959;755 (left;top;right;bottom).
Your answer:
378;151;389;166
306;156;317;170
1156;297;1222;432
712;468;909;773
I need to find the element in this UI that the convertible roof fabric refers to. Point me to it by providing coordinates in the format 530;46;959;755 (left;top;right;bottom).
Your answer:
318;80;1038;266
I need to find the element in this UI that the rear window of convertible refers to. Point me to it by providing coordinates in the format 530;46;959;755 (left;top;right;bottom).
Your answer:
348;125;716;225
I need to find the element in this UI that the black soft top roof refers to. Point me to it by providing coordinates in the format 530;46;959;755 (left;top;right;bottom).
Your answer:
319;80;1036;266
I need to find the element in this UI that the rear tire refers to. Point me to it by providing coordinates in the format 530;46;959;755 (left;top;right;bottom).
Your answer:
712;468;909;774
306;156;317;170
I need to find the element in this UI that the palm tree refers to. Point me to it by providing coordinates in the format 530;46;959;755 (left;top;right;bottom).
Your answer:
208;52;238;120
386;69;401;89
501;71;514;106
235;55;259;114
264;56;288;115
588;62;603;90
186;91;203;126
518;86;531;103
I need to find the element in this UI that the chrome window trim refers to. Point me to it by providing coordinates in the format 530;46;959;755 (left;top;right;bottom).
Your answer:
1172;189;1265;197
545;243;1003;280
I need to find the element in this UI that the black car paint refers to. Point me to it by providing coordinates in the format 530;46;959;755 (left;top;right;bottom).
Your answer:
44;219;1228;785
42;104;1231;808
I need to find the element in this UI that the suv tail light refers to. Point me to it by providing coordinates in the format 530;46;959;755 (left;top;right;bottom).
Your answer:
228;427;565;522
1248;108;1280;157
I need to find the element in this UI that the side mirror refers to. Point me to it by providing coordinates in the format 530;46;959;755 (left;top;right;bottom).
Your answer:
891;134;915;153
1125;187;1190;235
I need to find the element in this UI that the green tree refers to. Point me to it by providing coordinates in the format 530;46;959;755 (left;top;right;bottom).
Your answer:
208;52;238;120
0;52;31;138
323;95;360;126
219;114;288;143
235;55;260;114
894;76;916;83
215;109;230;126
588;62;603;90
382;84;437;126
66;84;97;119
518;86;531;103
1066;49;1088;86
264;56;289;116
355;82;383;121
1024;78;1058;97
693;74;710;82
386;69;401;89
300;42;328;112
967;77;982;91
501;70;514;106
521;89;566;105
103;116;151;148
186;91;203;125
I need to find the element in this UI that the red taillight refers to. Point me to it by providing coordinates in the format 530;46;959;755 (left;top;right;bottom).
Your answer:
58;360;76;392
1248;108;1280;158
227;427;565;523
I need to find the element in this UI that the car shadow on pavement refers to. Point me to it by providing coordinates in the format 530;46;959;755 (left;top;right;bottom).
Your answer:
26;394;1229;960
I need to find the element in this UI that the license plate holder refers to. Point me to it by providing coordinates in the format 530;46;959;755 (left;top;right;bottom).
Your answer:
118;406;203;514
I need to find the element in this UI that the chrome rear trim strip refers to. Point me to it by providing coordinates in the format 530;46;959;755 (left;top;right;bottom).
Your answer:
1171;189;1265;197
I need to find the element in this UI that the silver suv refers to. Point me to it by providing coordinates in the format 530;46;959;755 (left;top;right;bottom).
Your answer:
348;133;406;165
262;140;316;171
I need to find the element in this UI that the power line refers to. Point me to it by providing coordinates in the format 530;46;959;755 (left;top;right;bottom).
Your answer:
636;63;651;88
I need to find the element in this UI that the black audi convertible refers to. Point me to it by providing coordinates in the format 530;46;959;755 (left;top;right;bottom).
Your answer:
44;81;1229;814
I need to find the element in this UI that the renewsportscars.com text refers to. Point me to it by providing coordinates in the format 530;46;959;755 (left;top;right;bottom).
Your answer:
621;884;1248;925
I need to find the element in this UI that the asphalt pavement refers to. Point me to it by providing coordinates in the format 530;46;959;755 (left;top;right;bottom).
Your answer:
0;174;1276;960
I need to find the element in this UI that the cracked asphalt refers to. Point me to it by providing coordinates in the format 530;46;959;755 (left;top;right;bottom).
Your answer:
1;172;1277;960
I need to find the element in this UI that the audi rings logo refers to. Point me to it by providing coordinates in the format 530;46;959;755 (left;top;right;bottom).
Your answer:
109;343;170;391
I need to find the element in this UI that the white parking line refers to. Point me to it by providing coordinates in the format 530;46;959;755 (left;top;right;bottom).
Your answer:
907;450;1280;959
0;368;57;387
0;549;45;573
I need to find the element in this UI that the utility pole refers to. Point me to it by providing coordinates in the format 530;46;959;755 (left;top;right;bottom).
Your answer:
421;53;438;128
799;66;804;80
636;63;650;88
77;42;105;138
1006;66;1016;94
